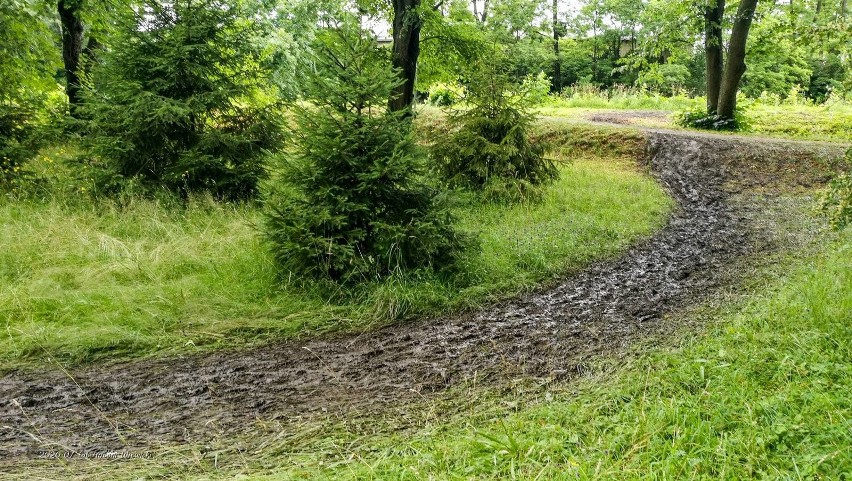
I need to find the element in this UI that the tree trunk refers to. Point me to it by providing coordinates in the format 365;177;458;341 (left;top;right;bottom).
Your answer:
389;0;422;113
481;0;489;22
841;0;847;16
704;0;725;114
716;0;759;119
552;0;561;92
58;0;85;116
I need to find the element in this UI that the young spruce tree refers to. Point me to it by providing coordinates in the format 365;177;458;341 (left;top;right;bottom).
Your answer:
430;56;557;201
265;25;466;283
82;0;283;200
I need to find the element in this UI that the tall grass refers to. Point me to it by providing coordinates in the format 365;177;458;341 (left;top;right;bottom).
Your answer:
0;144;672;367
549;84;702;111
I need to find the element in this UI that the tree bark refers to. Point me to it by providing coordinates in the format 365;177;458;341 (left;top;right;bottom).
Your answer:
716;0;759;119
841;0;846;16
552;0;561;92
389;0;422;113
704;0;725;114
58;0;85;116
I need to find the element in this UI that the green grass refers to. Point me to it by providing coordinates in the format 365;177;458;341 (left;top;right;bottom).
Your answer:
548;85;702;111
743;102;852;142
0;144;672;367
13;203;850;481
530;90;852;142
263;227;850;480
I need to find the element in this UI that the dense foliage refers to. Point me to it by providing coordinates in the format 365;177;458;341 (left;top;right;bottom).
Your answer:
820;149;852;229
82;0;284;200
0;0;61;185
431;60;557;201
265;26;466;283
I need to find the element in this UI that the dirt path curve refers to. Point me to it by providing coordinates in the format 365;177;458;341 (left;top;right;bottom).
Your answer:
0;130;845;459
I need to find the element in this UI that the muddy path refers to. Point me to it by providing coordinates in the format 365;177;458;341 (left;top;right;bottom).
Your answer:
0;130;847;460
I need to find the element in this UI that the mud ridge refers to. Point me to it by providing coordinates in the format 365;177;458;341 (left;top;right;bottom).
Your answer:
0;131;841;458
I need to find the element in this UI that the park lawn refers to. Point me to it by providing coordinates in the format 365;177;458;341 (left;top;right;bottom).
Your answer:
537;98;852;142
0;141;672;368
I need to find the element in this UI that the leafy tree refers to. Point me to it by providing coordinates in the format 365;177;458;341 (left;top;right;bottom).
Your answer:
0;0;61;183
266;25;466;283
82;0;283;200
431;55;557;201
706;0;760;118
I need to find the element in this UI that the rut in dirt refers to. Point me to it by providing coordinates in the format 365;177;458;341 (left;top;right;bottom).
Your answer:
0;131;824;458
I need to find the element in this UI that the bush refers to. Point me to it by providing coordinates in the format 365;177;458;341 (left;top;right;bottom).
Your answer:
820;150;852;229
265;25;468;283
82;0;284;201
430;58;557;201
0;108;34;183
0;102;50;189
674;107;750;132
428;83;463;106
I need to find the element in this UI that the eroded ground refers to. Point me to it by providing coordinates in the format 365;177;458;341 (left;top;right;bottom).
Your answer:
0;129;847;465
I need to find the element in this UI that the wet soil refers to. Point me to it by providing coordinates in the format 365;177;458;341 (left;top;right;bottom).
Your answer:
0;130;847;460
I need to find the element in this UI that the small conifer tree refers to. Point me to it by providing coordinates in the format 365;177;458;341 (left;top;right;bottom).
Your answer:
265;24;466;283
430;56;557;201
82;0;283;200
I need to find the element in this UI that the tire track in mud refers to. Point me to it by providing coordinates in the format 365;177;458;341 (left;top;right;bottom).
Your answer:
0;131;840;458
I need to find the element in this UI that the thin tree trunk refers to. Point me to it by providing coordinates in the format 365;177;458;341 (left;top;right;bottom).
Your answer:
481;0;489;22
58;0;84;116
704;0;725;114
552;0;561;92
716;0;759;119
389;0;422;113
841;0;847;16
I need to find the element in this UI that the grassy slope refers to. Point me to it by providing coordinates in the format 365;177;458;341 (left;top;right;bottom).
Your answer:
0;138;672;367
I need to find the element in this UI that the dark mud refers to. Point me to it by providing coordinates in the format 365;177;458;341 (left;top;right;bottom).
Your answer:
0;131;845;460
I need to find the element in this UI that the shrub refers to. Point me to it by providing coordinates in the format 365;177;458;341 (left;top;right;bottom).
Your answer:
265;25;468;283
0;107;35;184
519;72;552;105
674;107;750;132
819;150;852;229
430;58;557;201
0;98;58;190
428;83;463;106
0;1;59;189
82;0;284;201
